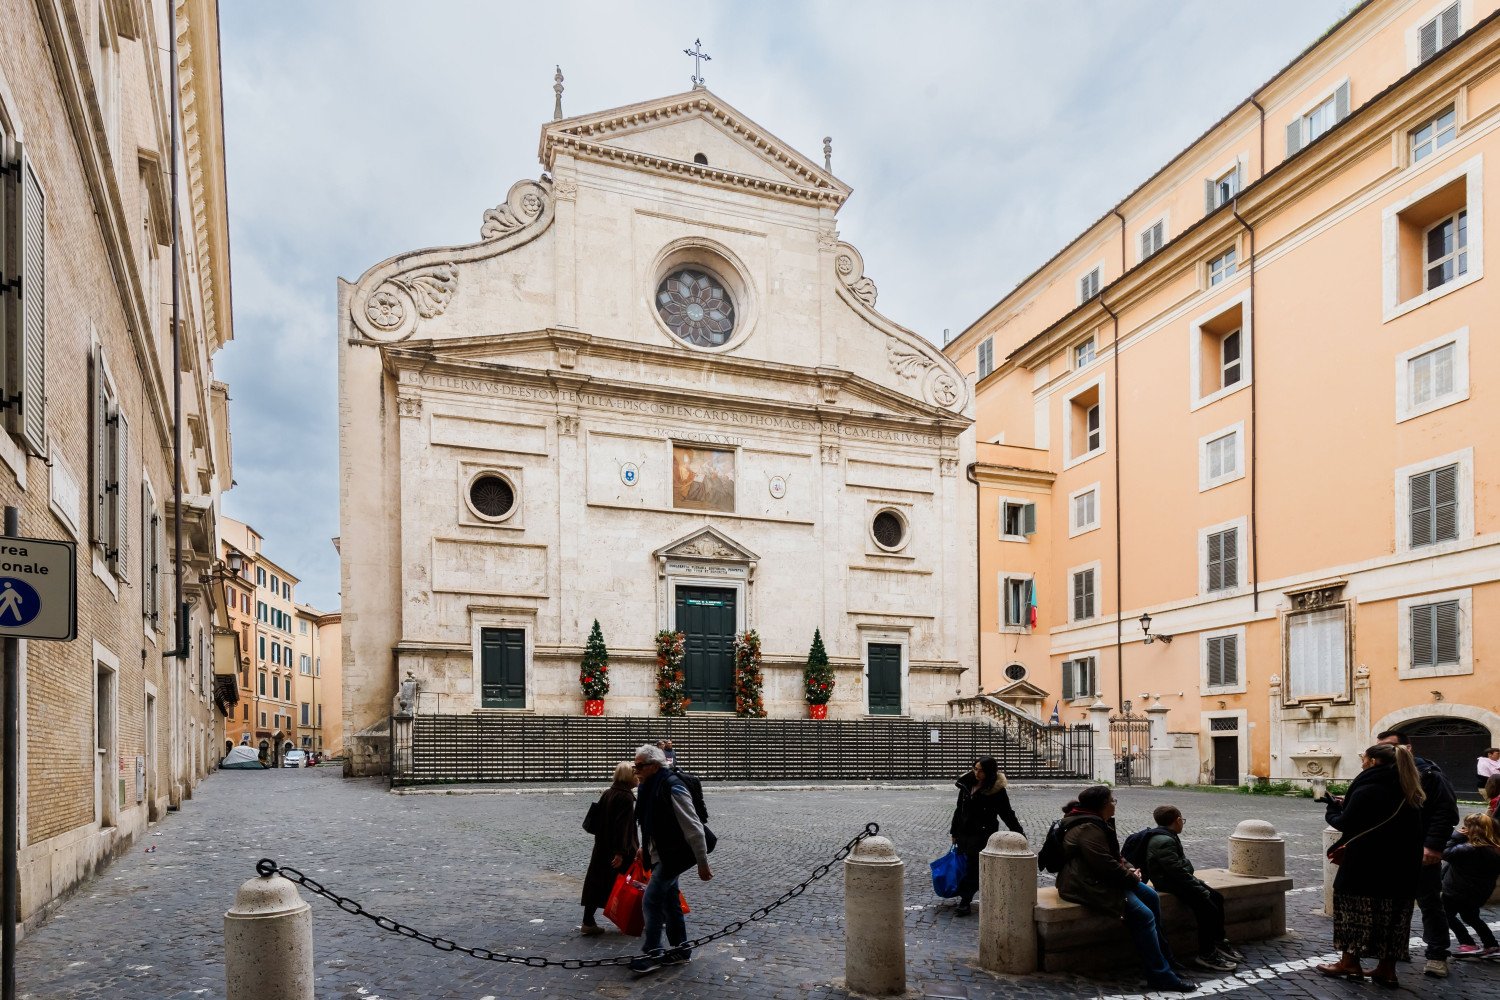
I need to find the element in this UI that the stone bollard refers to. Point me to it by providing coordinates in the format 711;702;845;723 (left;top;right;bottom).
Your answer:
1228;819;1285;877
978;831;1037;974
225;873;314;1000
844;835;905;995
1322;826;1341;917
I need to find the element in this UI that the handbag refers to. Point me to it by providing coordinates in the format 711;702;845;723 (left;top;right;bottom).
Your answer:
930;845;968;898
1327;800;1405;866
603;859;650;936
582;800;602;836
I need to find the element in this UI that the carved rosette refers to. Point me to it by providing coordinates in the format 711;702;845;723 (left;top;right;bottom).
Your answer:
834;243;878;307
884;334;967;411
351;178;554;343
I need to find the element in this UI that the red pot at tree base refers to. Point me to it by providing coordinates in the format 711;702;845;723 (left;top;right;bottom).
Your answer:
584;700;605;716
808;703;828;720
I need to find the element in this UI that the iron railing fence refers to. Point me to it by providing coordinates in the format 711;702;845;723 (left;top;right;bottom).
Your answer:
390;714;1094;787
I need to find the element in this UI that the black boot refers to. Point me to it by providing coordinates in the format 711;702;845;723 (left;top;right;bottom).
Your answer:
954;897;972;916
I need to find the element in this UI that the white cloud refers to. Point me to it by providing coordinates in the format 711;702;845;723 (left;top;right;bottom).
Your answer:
217;0;1350;609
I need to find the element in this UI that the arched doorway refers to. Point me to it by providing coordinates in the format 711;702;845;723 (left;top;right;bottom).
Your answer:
1404;716;1493;801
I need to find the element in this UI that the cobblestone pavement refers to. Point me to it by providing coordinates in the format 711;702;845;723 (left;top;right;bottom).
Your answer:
16;767;1500;999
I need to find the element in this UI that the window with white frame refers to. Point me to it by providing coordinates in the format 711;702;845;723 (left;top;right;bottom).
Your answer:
1208;247;1237;287
1079;266;1101;302
300;654;312;675
1286;82;1349;157
1190;293;1250;409
1061;655;1098;701
1000;499;1036;540
1207;166;1240;211
1074;337;1095;368
1200;427;1242;490
1206;526;1238;592
1410;599;1459;669
1409;463;1459;547
1285;605;1349;701
1064;379;1105;467
301;703;310;726
1419;3;1461;63
1411;107;1456;163
1139;220;1165;260
1206;633;1239;688
1002;577;1032;627
1071;487;1098;533
1424;209;1467;290
976;337;994;380
1397;328;1468;422
1072;567;1096;621
0;115;47;455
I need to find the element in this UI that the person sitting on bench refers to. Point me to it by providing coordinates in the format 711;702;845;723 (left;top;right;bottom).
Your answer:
1141;805;1244;973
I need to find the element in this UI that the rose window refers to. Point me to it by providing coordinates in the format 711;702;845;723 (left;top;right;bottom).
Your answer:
656;269;736;347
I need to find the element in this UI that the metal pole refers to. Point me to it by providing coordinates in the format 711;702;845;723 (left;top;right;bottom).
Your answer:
3;504;19;1000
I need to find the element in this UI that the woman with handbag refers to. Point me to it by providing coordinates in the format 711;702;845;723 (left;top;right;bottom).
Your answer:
948;757;1024;916
581;761;639;935
1317;742;1427;986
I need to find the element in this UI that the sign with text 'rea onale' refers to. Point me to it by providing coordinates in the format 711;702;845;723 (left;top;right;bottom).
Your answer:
0;536;77;641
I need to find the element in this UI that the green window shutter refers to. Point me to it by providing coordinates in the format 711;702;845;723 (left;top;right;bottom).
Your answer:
1285;120;1302;159
16;149;45;454
1061;659;1075;700
112;408;129;577
1022;502;1036;536
92;350;109;546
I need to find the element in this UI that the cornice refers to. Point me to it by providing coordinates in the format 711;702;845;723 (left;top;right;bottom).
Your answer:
972;462;1055;490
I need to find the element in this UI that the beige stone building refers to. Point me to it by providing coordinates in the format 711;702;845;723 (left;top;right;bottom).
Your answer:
340;87;975;771
946;0;1500;791
1;0;235;925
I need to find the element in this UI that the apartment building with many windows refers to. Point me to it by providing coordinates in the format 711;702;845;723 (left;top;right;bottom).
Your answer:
946;0;1499;791
1;0;235;925
293;606;341;757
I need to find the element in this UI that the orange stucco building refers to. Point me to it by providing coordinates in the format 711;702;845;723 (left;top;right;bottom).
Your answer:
945;0;1499;793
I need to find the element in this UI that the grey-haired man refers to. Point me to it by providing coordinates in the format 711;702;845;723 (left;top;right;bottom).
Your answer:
629;744;712;975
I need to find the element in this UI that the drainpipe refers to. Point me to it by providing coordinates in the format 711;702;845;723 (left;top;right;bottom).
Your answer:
1231;198;1259;612
965;463;982;690
1249;95;1266;179
167;7;188;659
1107;210;1127;711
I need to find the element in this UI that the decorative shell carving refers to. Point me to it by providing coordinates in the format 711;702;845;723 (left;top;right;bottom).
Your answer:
887;337;932;381
675;537;736;558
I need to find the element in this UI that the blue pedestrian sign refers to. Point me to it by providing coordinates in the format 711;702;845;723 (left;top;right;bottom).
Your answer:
0;537;76;641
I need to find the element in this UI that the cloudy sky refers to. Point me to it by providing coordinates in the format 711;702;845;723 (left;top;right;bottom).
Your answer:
217;0;1350;611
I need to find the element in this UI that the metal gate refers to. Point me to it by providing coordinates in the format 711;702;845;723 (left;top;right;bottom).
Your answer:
1110;710;1151;786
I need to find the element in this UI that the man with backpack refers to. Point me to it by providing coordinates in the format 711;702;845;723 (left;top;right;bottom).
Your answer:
629;744;713;975
1122;806;1243;973
1054;786;1198;994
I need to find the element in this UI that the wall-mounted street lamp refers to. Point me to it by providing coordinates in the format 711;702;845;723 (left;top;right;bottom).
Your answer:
1140;612;1172;645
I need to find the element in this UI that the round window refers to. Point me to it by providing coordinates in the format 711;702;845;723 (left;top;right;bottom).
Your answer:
1004;663;1027;682
656;268;736;347
468;473;515;520
871;510;907;550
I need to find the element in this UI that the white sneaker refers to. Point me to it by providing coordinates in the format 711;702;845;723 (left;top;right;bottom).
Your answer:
1424;958;1449;978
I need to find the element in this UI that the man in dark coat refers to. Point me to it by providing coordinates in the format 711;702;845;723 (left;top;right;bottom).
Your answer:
1142;805;1243;972
1378;729;1460;978
1056;785;1197;994
629;744;712;975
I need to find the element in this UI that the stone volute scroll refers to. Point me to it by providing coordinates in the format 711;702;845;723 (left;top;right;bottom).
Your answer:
350;177;555;343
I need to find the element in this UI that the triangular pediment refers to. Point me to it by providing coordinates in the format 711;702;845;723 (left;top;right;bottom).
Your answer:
654;525;759;563
995;679;1050;700
541;90;850;206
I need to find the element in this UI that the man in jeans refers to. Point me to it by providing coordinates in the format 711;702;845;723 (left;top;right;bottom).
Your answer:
629;744;712;975
1057;785;1198;994
1377;730;1460;978
1142;805;1244;972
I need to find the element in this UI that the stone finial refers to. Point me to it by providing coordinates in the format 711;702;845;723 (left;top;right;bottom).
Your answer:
553;65;564;121
823;136;832;172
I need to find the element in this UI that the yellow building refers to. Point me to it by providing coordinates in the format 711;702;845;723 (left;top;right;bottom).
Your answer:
293;607;341;758
946;0;1499;793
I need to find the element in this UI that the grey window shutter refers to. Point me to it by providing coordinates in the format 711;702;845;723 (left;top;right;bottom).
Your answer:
1225;636;1239;685
92;349;109;545
1205;178;1216;214
1073;573;1084;620
1286;120;1303;159
1062;660;1075;700
1435;600;1460;664
141;485;152;623
1433;464;1458;541
1334;81;1350;123
1207;531;1222;590
1420;18;1439;62
1207;638;1223;687
113;408;129;577
1411;605;1434;668
1441;3;1460;47
17;150;45;455
1410;471;1433;546
1087;658;1098;696
1023;502;1036;536
1223;528;1238;588
1085;570;1095;618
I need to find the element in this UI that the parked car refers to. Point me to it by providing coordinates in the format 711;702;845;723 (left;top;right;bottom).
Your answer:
282;749;308;768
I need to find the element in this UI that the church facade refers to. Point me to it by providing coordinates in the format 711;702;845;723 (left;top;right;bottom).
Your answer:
338;89;975;768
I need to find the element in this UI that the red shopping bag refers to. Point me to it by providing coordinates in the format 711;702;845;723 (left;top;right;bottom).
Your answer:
603;860;648;936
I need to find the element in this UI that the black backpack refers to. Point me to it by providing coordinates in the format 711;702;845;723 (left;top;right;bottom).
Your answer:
1120;828;1156;873
671;765;710;823
1037;819;1067;874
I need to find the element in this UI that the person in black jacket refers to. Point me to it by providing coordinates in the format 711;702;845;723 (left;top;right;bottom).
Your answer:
1317;743;1427;987
1377;729;1460;977
948;757;1023;916
580;761;639;935
1141;805;1243;972
1443;813;1500;958
629;744;712;975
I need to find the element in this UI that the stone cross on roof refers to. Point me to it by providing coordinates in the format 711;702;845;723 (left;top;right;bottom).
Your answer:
683;38;711;89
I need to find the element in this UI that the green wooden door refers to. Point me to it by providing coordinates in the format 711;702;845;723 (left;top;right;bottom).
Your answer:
867;643;903;715
676;587;737;712
480;628;526;708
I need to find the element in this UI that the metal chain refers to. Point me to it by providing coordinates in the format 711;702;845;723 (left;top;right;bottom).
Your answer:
256;821;878;970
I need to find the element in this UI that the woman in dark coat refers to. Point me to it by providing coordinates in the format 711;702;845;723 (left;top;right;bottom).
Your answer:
948;756;1024;915
581;761;640;934
1317;742;1426;986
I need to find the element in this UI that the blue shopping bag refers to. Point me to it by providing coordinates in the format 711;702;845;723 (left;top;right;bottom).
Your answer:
930;845;967;898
